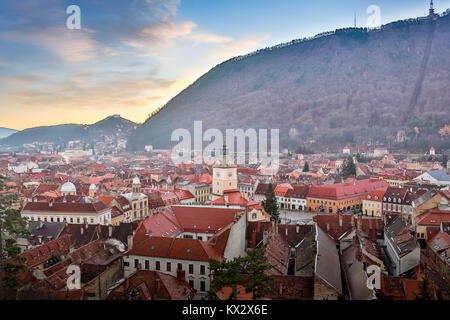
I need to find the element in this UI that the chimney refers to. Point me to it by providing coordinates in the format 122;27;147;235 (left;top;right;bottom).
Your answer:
80;226;84;235
127;234;133;250
326;223;330;233
351;215;355;228
296;225;300;234
285;227;288;238
109;225;113;238
339;215;343;228
279;283;283;296
156;278;161;292
125;278;130;290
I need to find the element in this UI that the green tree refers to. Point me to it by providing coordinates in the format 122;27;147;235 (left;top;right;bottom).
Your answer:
414;272;433;300
263;183;279;222
0;175;29;300
207;258;244;300
240;247;273;298
208;246;273;300
342;157;357;179
303;161;310;173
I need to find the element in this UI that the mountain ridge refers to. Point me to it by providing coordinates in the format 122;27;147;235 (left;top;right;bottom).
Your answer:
0;127;18;139
128;10;450;151
2;11;450;152
0;115;137;146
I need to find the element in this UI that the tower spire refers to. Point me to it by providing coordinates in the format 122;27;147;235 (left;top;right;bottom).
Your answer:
354;12;357;28
430;0;435;15
222;139;228;167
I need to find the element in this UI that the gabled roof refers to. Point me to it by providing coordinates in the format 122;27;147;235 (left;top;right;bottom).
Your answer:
307;179;389;201
27;221;65;246
210;191;248;206
426;170;450;181
19;235;72;268
313;214;354;241
265;231;290;276
127;237;220;261
134;211;183;241
107;270;195;300
291;185;310;199
22;201;109;213
169;206;243;234
314;226;342;294
254;183;276;195
415;209;450;226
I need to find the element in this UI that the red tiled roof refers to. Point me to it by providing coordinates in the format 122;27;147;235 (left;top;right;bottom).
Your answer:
307;179;389;201
210;191;248;206
415;209;450;226
19;235;72;268
22;201;109;213
216;285;253;300
107;270;195;300
403;279;434;300
365;189;388;201
128;237;220;261
265;275;314;300
265;231;290;276
169;206;243;234
134;211;182;242
98;196;115;206
174;189;195;201
313;214;354;241
376;275;406;300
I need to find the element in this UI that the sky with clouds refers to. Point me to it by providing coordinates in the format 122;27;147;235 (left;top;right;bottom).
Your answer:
1;0;449;130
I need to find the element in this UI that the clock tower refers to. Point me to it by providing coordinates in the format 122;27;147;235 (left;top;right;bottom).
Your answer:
212;143;238;200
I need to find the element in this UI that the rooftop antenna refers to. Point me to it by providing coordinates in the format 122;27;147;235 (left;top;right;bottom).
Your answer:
429;0;435;16
354;12;357;27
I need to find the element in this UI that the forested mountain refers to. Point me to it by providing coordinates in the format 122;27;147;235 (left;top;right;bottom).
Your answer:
1;115;136;146
0;128;17;139
127;12;450;152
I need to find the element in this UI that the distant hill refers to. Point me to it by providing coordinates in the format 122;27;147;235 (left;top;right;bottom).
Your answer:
127;11;450;152
1;115;137;146
0;127;18;139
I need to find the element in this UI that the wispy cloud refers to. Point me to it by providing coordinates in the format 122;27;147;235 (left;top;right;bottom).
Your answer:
0;0;272;129
3;27;101;63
